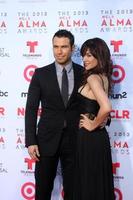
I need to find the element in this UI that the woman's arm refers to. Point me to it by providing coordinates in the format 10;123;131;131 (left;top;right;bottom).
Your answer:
79;74;112;131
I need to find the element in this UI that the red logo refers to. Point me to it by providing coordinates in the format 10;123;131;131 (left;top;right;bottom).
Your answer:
59;19;88;28
17;107;25;117
114;188;123;200
24;65;37;82
112;65;125;83
16;137;23;144
18;21;46;28
110;110;130;119
101;18;131;27
27;41;38;53
0;107;5;116
110;40;123;52
112;141;128;149
25;158;36;170
0;136;5;143
21;182;35;199
113;162;120;174
17;107;41;117
0;21;6;28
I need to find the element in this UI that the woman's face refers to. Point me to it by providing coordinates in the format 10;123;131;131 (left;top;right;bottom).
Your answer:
82;49;98;70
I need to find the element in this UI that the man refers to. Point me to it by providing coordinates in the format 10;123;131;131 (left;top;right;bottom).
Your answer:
25;29;83;200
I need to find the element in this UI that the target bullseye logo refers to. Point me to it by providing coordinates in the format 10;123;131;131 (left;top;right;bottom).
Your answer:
112;65;125;83
24;65;37;82
21;182;35;199
114;188;122;200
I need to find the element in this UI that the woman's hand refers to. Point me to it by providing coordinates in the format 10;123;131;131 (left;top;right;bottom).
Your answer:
79;114;94;131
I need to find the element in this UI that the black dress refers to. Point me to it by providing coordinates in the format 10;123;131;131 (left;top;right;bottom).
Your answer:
73;93;114;200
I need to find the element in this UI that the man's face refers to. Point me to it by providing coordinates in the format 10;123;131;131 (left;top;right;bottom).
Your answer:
53;36;74;66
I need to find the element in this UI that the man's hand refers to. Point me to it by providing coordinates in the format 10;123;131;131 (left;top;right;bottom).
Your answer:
28;145;40;161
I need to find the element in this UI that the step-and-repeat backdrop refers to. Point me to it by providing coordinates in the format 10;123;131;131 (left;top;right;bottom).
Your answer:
0;0;133;199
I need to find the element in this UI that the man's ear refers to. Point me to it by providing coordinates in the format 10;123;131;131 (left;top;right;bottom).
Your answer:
72;44;75;52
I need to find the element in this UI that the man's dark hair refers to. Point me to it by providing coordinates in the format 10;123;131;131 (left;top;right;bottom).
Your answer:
52;29;74;47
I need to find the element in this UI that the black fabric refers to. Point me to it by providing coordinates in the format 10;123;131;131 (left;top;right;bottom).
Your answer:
73;93;115;200
35;128;75;200
25;62;83;156
61;68;68;106
25;62;84;200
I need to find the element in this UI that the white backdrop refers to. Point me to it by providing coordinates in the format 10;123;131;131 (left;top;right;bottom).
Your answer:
0;0;133;199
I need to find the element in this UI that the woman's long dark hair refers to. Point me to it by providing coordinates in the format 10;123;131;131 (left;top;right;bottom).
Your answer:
80;37;113;94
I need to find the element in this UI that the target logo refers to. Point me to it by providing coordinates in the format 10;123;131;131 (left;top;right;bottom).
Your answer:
114;188;122;200
24;65;37;82
112;65;125;83
21;182;35;199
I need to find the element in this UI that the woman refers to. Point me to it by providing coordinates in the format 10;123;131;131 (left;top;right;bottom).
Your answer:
73;38;114;200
